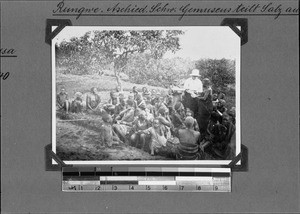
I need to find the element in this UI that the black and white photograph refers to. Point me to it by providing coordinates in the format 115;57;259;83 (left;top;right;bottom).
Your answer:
52;26;241;164
1;0;299;212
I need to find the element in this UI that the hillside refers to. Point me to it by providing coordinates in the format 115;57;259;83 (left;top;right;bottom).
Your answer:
55;73;171;161
56;73;168;102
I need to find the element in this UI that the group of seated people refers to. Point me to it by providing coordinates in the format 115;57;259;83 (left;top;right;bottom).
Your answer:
56;84;236;160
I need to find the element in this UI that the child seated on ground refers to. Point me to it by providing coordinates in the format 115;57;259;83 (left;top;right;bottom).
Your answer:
114;93;126;119
130;111;151;150
185;108;199;132
157;106;172;139
113;100;136;144
71;92;83;113
136;94;146;111
170;102;186;130
104;91;119;115
100;114;122;147
56;87;70;113
142;118;168;156
86;87;102;113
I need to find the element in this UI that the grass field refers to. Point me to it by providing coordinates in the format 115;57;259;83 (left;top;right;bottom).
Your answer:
56;72;168;103
55;72;236;161
55;73;170;161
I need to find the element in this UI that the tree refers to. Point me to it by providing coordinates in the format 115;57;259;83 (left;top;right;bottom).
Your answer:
123;53;194;87
56;30;184;88
195;58;235;91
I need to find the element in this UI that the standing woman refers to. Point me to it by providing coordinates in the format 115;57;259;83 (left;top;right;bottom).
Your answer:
196;78;213;140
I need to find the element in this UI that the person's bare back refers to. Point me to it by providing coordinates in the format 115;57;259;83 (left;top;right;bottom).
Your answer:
178;116;200;145
178;129;200;145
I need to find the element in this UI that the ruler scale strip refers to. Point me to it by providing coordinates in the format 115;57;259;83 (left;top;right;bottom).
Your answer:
62;167;231;192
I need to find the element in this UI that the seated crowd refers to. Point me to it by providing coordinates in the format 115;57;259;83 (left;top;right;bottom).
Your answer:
56;84;236;160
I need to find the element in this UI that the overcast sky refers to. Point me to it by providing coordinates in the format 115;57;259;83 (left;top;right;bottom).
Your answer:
54;26;240;60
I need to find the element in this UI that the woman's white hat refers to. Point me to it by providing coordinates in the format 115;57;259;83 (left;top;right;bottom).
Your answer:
190;69;201;77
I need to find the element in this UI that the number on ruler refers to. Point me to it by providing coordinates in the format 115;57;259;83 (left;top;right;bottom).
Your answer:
179;185;184;190
130;185;135;190
163;185;168;190
112;185;118;190
79;185;83;190
95;186;101;190
197;186;201;190
146;185;151;190
214;186;218;190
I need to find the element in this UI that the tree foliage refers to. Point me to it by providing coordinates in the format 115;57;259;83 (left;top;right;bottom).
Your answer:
124;53;194;87
195;58;235;92
56;31;236;92
56;30;184;86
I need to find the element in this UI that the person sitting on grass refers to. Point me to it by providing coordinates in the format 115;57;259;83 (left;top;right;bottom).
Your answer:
113;100;136;144
71;92;83;113
157;106;172;139
166;94;174;114
215;99;227;123
136;93;146;111
142;118;168;156
115;85;123;96
56;87;70;113
176;116;201;160
218;92;226;100
154;96;167;117
144;96;155;122
86;87;102;113
185;108;199;132
211;113;236;159
114;93;126;118
100;114;122;147
132;86;139;100
212;93;219;107
130;111;151;151
198;111;220;153
206;111;220;136
157;106;172;126
150;89;158;105
177;116;200;145
104;91;119;116
127;93;137;108
142;87;151;98
170;102;186;130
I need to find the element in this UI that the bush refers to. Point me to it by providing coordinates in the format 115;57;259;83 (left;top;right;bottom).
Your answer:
195;58;235;92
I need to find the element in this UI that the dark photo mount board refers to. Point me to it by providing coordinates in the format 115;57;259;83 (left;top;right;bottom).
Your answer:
1;0;299;213
44;18;248;171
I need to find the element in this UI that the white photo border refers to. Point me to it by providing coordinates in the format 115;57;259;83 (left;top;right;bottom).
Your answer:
52;26;241;166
